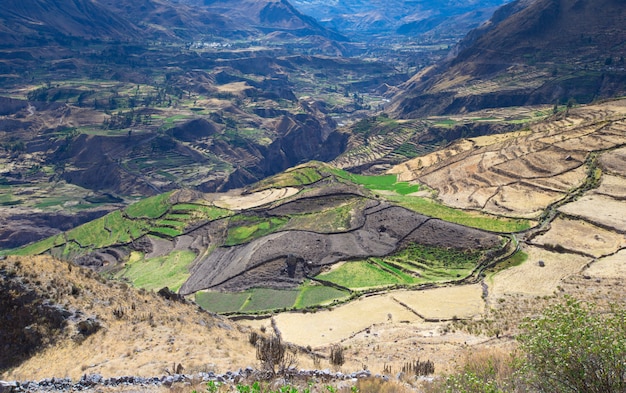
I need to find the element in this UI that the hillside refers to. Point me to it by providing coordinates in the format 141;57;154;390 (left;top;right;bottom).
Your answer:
290;0;510;39
4;99;626;384
0;254;256;380
0;0;141;46
198;0;347;42
390;0;626;117
0;0;343;47
7;163;510;298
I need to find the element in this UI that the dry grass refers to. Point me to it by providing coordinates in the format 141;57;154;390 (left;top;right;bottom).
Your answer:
214;188;299;210
532;217;626;257
1;255;257;381
488;245;590;297
244;295;422;348
391;285;485;321
558;194;626;232
389;100;626;218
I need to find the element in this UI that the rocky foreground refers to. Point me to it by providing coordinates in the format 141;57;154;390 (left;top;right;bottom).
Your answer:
0;369;374;392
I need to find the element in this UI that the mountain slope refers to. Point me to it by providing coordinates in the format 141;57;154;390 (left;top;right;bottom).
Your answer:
198;0;347;41
0;0;343;46
0;255;255;379
0;0;141;46
389;0;626;117
291;0;510;38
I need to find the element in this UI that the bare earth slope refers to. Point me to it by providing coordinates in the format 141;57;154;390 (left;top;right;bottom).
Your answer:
390;100;626;218
390;0;626;117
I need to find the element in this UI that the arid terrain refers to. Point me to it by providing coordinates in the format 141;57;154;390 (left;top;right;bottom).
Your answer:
2;0;626;391
4;99;625;388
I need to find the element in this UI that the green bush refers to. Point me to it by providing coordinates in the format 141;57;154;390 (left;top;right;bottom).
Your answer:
518;297;626;393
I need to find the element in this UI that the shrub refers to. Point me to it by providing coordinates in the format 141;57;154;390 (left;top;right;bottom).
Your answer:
517;297;626;393
256;334;285;375
330;344;345;367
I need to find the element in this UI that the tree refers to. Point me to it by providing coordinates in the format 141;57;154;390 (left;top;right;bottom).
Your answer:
517;297;626;393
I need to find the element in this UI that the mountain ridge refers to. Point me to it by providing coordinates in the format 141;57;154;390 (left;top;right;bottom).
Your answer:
389;0;626;117
0;0;343;47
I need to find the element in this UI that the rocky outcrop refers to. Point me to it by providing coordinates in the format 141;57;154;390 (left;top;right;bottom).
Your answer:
220;113;348;190
0;266;89;370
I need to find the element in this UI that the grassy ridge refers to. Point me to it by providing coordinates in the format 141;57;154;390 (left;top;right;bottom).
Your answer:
125;191;174;219
251;164;325;190
387;195;531;232
115;250;196;292
330;168;420;195
225;216;288;246
294;284;349;308
317;261;409;289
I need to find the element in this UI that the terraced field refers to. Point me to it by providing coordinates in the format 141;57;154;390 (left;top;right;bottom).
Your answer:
6;101;626;378
390;101;626;218
7;161;510;316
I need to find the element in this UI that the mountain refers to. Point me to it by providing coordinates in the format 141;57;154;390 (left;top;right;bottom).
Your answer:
0;0;343;47
196;0;347;41
0;0;141;46
290;0;510;39
5;99;626;384
389;0;626;117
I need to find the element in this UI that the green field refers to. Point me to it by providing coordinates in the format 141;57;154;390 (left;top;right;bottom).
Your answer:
195;291;251;313
115;250;196;292
317;261;410;289
384;244;479;283
284;198;363;232
331;169;420;195
294;283;350;308
7;234;66;256
66;210;152;248
171;204;234;221
317;243;484;290
252;164;325;190
387;195;531;232
195;283;349;313
125;191;174;219
486;250;528;278
225;216;288;246
241;288;300;312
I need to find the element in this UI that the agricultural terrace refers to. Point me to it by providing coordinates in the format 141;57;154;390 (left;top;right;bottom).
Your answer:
387;195;531;232
316;243;484;291
115;250;197;292
195;281;350;314
330;168;420;195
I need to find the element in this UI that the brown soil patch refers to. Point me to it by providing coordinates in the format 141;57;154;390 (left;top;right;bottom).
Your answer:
181;205;501;294
558;195;626;233
488;245;590;297
599;145;626;176
391;285;485;321
583;249;626;279
245;295;422;348
214;187;299;210
594;174;626;199
532;218;626;257
244;285;484;356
